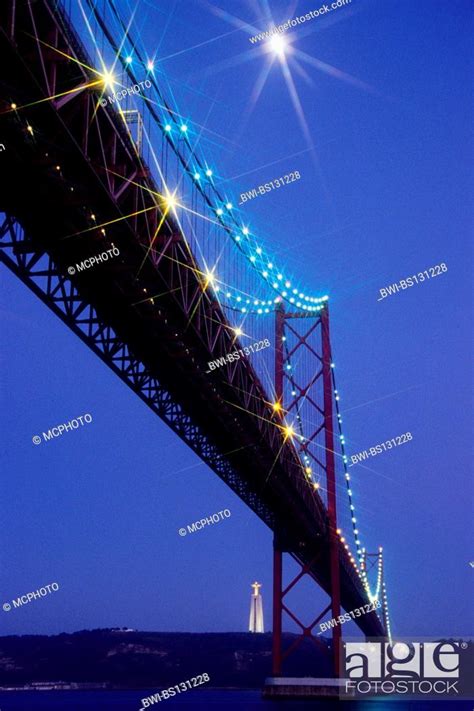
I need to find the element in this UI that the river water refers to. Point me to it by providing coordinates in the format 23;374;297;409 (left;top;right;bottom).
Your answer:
0;690;471;710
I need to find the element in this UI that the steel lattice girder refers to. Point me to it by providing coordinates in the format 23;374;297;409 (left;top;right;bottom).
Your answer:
0;0;326;549
0;215;275;526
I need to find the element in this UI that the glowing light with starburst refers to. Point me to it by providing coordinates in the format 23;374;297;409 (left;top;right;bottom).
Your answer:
267;34;289;59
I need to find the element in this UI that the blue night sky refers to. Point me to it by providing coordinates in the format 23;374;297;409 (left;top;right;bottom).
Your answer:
1;0;473;640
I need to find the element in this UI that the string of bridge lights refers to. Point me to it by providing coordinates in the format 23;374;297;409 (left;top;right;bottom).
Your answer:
331;365;384;604
96;51;328;315
373;548;384;600
202;233;328;316
382;580;393;641
360;547;383;604
330;366;366;565
278;345;372;588
281;351;386;613
169;142;328;314
199;275;327;316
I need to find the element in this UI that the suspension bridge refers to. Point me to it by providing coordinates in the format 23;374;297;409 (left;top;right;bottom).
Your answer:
0;0;391;686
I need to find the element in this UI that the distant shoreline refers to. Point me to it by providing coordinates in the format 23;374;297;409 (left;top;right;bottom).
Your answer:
0;629;332;688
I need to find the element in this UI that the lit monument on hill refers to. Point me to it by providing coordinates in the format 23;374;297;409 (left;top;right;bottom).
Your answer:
249;581;264;633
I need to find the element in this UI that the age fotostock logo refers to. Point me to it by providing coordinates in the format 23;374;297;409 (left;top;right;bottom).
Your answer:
341;640;473;699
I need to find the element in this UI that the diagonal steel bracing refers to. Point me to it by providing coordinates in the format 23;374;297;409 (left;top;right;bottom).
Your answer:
0;215;274;525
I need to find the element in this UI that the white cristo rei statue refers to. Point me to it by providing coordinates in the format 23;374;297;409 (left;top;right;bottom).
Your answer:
249;581;264;633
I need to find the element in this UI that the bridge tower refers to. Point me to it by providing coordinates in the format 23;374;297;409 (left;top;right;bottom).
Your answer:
272;303;342;677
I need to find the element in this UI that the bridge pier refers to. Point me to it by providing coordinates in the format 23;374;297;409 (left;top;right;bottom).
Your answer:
271;546;283;676
263;677;351;700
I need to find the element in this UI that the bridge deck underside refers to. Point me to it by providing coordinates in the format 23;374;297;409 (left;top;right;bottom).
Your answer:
0;0;384;637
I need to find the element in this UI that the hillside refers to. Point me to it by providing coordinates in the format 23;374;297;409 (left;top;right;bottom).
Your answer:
0;630;333;688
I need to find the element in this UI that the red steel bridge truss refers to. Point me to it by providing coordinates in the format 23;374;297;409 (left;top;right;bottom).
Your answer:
0;0;390;677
